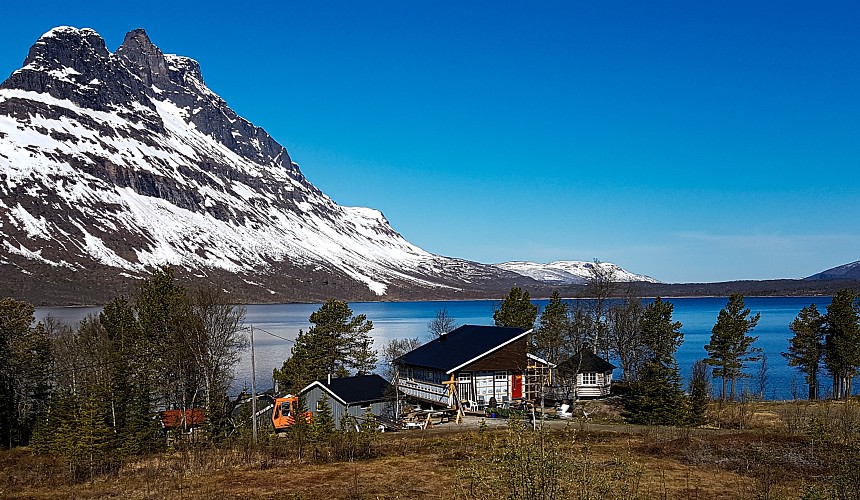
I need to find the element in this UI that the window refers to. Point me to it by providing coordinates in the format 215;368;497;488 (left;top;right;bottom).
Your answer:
475;371;494;399
582;372;597;385
494;371;509;398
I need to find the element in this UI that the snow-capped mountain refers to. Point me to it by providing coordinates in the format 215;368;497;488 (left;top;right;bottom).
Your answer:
805;260;860;281
494;260;659;285
0;27;529;303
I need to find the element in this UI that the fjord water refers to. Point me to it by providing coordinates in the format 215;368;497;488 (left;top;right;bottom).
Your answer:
36;296;833;400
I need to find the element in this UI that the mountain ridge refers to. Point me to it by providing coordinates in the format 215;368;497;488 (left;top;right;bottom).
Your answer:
805;260;860;281
494;260;658;285
7;27;796;306
0;26;529;302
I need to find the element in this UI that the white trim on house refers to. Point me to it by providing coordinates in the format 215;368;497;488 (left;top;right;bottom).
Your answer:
526;352;555;368
299;381;348;406
446;328;533;375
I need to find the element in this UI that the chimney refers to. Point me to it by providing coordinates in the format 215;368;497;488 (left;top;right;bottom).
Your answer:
327;373;331;385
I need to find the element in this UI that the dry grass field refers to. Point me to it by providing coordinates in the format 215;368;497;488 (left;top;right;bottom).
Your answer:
2;399;859;499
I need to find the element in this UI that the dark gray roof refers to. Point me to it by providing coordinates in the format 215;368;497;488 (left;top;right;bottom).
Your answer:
557;348;616;374
395;324;529;373
303;374;394;405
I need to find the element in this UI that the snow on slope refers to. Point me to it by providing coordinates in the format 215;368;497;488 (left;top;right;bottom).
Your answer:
0;27;492;296
495;260;659;285
804;260;860;281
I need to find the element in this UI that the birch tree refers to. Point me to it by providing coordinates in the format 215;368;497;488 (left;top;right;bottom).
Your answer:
427;309;458;340
583;259;618;357
608;292;645;382
188;287;247;439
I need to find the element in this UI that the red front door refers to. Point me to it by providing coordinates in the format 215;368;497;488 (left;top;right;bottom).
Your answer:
512;373;523;399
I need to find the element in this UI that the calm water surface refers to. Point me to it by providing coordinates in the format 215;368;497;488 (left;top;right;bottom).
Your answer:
35;296;833;400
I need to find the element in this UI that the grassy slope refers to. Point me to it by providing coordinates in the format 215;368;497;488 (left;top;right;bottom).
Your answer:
4;399;858;499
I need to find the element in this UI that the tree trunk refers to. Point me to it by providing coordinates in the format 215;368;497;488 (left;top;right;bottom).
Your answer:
809;370;817;401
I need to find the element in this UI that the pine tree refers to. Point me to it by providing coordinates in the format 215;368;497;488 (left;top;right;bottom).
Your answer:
704;293;762;400
624;298;687;425
135;266;200;412
493;287;538;330
783;304;825;400
100;296;162;455
0;297;52;447
533;290;568;364
74;390;117;479
359;406;378;434
822;289;860;399
285;395;311;458
273;299;376;392
32;391;79;461
312;394;335;441
688;359;711;426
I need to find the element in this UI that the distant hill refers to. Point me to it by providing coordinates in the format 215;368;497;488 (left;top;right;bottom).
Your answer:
493;260;658;285
805;260;860;281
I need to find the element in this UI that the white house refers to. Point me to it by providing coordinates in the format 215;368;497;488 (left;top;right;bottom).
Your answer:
555;348;615;399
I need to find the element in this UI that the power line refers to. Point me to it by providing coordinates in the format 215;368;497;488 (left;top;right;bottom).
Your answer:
251;325;296;343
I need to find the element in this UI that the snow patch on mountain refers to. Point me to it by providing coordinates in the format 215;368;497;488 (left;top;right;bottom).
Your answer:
494;260;659;285
2;27;528;298
805;260;860;281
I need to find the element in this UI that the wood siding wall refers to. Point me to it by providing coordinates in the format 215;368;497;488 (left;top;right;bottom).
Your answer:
575;371;613;398
459;337;528;372
302;386;394;429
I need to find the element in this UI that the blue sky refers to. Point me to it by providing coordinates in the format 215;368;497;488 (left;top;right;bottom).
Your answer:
1;1;858;283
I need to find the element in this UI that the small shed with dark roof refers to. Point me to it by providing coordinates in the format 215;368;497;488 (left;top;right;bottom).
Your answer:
395;324;549;409
300;374;395;428
556;348;616;399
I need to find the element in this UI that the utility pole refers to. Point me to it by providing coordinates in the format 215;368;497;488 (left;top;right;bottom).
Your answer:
250;324;257;444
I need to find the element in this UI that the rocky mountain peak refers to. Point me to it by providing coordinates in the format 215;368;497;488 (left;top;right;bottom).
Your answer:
23;26;109;70
2;26;153;112
0;26;537;304
166;55;204;85
115;28;170;87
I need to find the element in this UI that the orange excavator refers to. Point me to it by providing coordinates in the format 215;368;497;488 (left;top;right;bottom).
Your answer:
271;395;313;432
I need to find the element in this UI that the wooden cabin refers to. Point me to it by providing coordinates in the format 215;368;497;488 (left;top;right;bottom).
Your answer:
394;325;551;410
300;374;395;429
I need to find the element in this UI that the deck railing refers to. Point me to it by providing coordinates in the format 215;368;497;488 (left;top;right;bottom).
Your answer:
398;378;449;406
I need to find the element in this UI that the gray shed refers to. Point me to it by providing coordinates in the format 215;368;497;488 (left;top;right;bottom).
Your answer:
300;374;395;429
